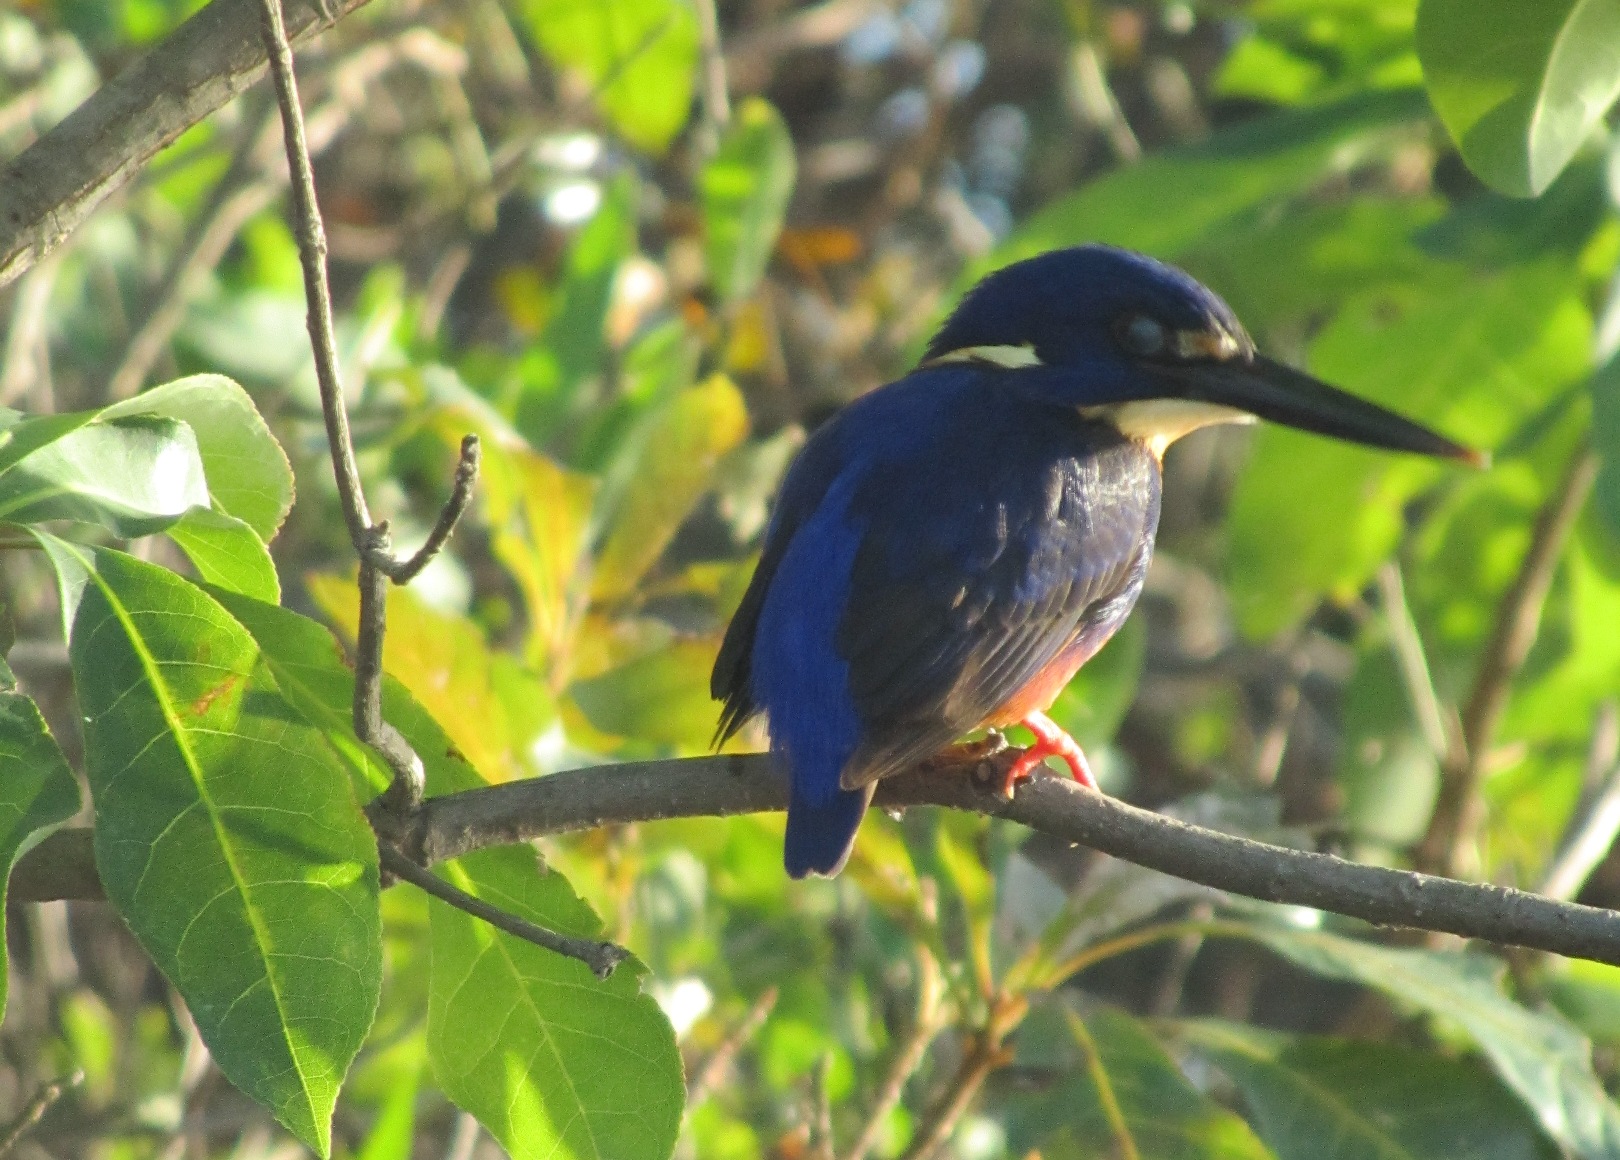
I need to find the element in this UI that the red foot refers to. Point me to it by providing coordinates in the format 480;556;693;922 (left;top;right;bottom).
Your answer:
998;711;1097;797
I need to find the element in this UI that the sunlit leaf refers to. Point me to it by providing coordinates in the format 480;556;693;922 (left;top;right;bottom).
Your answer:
985;90;1429;276
0;414;207;535
0;692;81;1020
568;637;722;748
1418;0;1620;197
701;98;796;305
427;846;683;1160
591;374;749;603
1228;258;1591;636
104;374;295;540
165;506;279;603
65;543;380;1156
519;0;698;153
307;574;549;783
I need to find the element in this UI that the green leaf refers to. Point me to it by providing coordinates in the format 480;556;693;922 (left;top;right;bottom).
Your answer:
0;692;81;1020
307;574;551;783
1417;0;1620;197
0;414;208;535
519;0;698;153
568;638;721;748
1183;1022;1556;1160
427;846;684;1160
65;543;380;1156
1227;258;1591;636
1009;1005;1274;1160
165;506;279;603
1245;925;1620;1159
104;374;295;540
591;374;749;602
701;98;796;305
985;89;1429;275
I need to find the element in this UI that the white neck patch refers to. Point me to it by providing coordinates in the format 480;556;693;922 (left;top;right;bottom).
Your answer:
921;343;1043;370
1085;398;1255;459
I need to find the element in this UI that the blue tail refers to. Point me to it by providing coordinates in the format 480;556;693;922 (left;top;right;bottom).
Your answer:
784;783;873;878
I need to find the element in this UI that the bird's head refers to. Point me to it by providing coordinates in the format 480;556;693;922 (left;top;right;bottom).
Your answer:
923;245;1485;465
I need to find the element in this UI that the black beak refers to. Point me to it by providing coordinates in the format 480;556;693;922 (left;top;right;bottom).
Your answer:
1160;354;1488;467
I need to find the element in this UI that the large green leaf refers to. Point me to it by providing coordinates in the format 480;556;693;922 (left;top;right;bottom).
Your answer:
64;544;380;1156
104;374;295;540
519;0;698;153
701;98;796;306
0;692;81;1020
1183;1022;1556;1160
201;591;687;1157
427;846;684;1160
1246;925;1620;1159
1417;0;1620;197
1008;1004;1274;1160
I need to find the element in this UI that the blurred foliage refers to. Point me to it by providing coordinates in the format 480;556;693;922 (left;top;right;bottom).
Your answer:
4;0;1620;1157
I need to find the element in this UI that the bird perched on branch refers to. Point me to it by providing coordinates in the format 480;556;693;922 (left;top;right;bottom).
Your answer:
712;245;1482;878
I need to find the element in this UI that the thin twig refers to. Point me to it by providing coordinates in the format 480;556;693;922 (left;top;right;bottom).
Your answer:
1419;441;1600;876
687;986;779;1108
0;1071;84;1158
843;948;945;1160
383;435;482;583
378;846;628;978
900;994;1025;1160
692;0;731;156
258;0;370;546
1540;701;1620;902
810;1052;835;1160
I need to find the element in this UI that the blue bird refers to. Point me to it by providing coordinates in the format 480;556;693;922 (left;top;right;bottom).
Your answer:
712;245;1480;878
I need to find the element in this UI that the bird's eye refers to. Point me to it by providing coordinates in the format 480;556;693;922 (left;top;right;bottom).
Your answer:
1118;314;1167;357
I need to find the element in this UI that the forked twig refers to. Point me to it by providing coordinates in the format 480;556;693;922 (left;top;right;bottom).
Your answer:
255;0;620;977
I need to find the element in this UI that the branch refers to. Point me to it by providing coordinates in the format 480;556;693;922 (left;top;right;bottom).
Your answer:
687;986;779;1108
1419;441;1600;876
0;0;374;290
23;752;1620;964
0;1072;83;1159
407;753;1620;964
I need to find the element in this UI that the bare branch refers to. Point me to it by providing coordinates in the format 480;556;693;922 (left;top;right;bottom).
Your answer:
24;747;1620;965
0;0;373;290
258;0;370;546
1419;441;1600;876
900;994;1024;1160
0;1071;83;1158
378;846;628;979
382;435;482;584
687;986;779;1109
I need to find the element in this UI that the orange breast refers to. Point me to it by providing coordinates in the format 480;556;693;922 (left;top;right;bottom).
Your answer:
985;645;1097;727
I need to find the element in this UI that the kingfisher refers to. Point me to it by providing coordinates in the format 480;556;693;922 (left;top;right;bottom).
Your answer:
712;245;1480;878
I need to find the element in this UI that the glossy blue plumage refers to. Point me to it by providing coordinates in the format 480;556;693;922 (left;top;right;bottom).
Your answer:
714;244;1476;877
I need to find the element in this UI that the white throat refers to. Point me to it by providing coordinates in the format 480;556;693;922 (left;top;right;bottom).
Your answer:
1084;399;1255;459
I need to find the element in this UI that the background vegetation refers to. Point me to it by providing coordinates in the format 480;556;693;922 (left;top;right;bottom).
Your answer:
3;0;1620;1157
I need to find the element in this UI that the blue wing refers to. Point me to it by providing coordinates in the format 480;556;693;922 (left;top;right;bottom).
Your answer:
835;391;1160;787
711;368;1161;876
